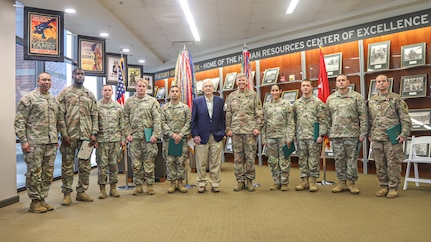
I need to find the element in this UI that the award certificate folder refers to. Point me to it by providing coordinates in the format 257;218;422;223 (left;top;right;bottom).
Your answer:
282;143;296;159
77;140;93;160
144;128;153;143
386;123;401;145
313;122;319;141
168;138;183;157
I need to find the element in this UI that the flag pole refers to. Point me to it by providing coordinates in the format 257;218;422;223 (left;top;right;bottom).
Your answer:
317;143;334;185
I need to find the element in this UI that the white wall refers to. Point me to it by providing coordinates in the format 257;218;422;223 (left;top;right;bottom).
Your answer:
0;0;19;207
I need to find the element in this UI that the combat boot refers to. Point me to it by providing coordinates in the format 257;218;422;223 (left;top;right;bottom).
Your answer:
332;180;347;193
269;184;281;191
29;200;48;213
110;183;120;197
246;179;255;192
133;184;143;195
177;180;187;193
98;185;107;199
76;192;94;202
375;187;389;197
41;199;54;211
308;177;318;192
147;184;155;195
167;181;176;193
347;180;360;194
61;193;71;206
386;189;398;198
280;184;288;191
233;182;245;192
295;177;309;191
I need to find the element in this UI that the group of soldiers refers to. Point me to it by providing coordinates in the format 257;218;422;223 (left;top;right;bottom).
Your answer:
15;68;412;214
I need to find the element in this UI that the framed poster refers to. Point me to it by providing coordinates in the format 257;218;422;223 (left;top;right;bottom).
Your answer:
211;77;221;91
324;52;342;78
143;73;154;95
404;138;430;158
312;87;318;96
368;78;394;100
281;90;298;105
127;65;143;92
401;42;426;68
348;83;355;91
223;72;237;91
106;53;128;84
408;109;431;131
264;92;272;103
262;67;280;86
78;35;106;76
400;74;427;98
156;87;166;99
24;7;64;62
368;41;390;71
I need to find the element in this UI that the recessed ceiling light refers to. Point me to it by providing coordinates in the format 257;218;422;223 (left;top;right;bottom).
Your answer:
99;32;109;37
138;60;146;63
65;8;76;14
121;48;130;53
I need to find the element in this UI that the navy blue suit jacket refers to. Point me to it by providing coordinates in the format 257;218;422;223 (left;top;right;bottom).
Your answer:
191;95;226;144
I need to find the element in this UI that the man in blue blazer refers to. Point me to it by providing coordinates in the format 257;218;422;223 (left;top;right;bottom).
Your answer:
191;79;226;193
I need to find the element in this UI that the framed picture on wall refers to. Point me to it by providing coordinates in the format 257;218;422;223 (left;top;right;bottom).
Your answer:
223;72;237;91
312;87;318;96
264;92;272;103
368;40;390;71
211;77;221;91
400;74;427;98
127;64;142;92
106;53;127;84
368;78;394;100
77;35;105;76
408;109;431;131
262;67;280;86
156;87;166;99
348;83;355;91
143;73;154;95
195;80;204;95
324;52;342;78
401;42;426;68
281;90;298;105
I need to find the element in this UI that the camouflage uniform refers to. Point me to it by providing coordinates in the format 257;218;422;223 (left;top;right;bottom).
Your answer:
262;99;295;186
95;100;125;185
162;101;191;182
226;89;263;182
368;92;412;190
57;86;98;194
293;95;328;178
326;89;368;181
15;89;64;201
124;94;161;185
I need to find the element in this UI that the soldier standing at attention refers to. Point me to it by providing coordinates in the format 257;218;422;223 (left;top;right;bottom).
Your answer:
15;72;65;213
162;85;191;193
57;68;98;205
95;85;125;199
326;74;368;194
368;74;412;198
262;84;295;191
226;73;263;192
124;78;161;195
293;79;328;192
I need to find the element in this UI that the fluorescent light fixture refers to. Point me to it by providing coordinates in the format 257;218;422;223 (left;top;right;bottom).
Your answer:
286;0;299;14
121;48;130;53
138;60;146;63
179;0;200;41
99;32;109;37
65;8;76;14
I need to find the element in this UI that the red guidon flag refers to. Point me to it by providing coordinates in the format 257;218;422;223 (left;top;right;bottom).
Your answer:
318;47;330;148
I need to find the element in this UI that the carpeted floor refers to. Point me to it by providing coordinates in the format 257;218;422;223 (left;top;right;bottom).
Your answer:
0;162;430;242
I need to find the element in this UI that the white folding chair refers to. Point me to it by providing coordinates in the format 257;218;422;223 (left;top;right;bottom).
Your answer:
403;136;431;190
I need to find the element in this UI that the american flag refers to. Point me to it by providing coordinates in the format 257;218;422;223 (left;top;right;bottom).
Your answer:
116;57;125;105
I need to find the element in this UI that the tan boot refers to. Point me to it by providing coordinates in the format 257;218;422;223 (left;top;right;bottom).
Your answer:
177;180;187;193
386;189;398;198
295;177;309;191
280;184;288;191
41;199;54;211
347;180;360;194
133;184;143;195
147;184;155;195
246;179;255;192
167;181;176;193
98;185;107;199
375;187;389;197
269;184;281;191
332;180;347;193
308;177;317;192
76;192;94;202
233;182;245;192
61;193;71;206
109;183;120;197
29;200;48;213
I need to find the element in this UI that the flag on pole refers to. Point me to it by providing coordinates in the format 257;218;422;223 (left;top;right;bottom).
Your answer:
318;47;330;148
174;46;195;108
241;43;254;90
116;57;125;105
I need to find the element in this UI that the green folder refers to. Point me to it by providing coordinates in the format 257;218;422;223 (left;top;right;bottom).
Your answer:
144;128;153;143
282;143;296;159
313;122;319;142
168;138;183;157
386;123;401;145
